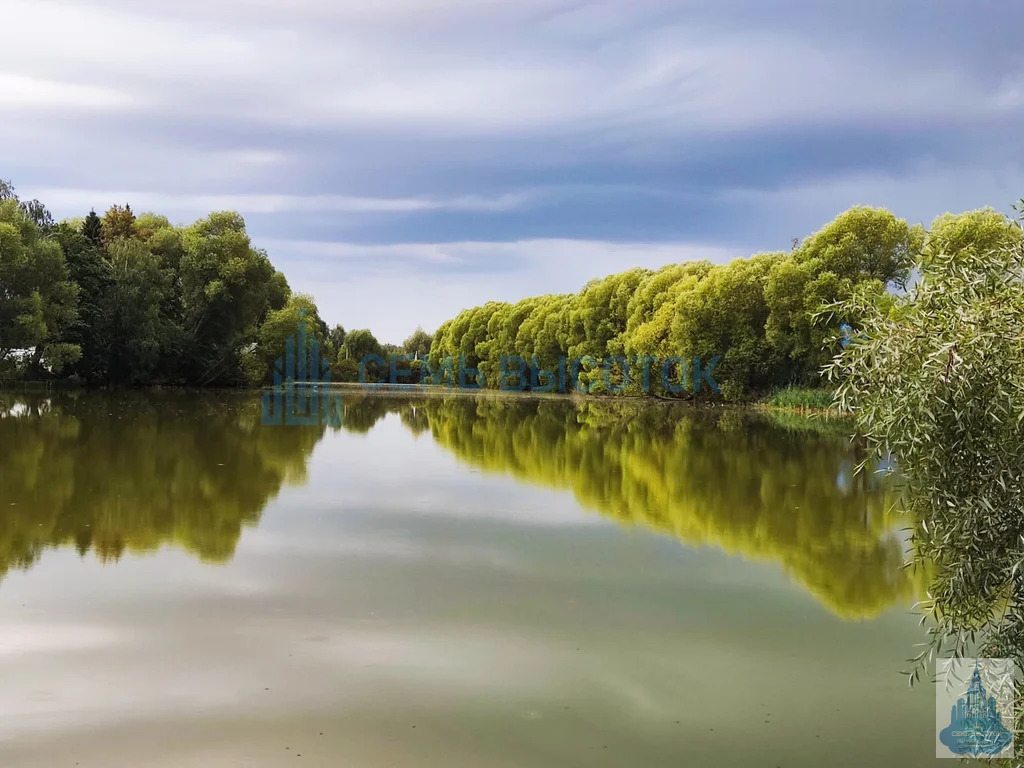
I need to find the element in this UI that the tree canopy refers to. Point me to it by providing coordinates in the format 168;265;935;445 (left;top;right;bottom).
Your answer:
402;326;433;358
0;192;79;378
0;181;315;386
1;178;1015;407
827;206;1024;711
429;206;922;398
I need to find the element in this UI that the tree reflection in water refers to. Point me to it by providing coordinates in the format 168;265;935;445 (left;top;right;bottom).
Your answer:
0;391;925;621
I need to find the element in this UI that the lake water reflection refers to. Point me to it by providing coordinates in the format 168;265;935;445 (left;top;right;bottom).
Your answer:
0;391;934;767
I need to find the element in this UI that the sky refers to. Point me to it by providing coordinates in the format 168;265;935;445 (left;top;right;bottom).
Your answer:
3;0;1024;343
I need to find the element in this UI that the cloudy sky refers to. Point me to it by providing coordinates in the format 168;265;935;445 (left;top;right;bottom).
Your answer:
4;0;1023;342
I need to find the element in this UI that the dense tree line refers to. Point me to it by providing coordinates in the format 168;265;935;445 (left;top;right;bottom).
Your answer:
429;206;934;398
4;179;1010;397
0;180;431;386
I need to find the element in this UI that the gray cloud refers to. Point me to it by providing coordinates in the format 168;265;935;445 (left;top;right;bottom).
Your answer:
23;188;534;215
2;0;1021;342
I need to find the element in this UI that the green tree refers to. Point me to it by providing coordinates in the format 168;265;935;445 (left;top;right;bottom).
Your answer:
54;222;111;383
766;207;924;385
19;198;55;234
624;262;711;387
341;328;382;362
332;357;360;382
328;324;346;354
402;326;433;358
827;205;1024;727
670;253;782;398
0;190;79;378
424;208;930;398
567;268;649;363
339;328;384;382
177;211;289;385
244;294;330;385
103;238;169;385
82;209;103;247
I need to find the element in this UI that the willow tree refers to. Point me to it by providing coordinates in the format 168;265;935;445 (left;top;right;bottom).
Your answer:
827;206;1023;743
670;252;782;398
245;293;332;384
767;206;923;386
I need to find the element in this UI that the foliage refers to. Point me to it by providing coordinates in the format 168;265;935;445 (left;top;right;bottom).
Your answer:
766;207;923;385
429;207;920;398
826;205;1024;747
0;189;80;378
672;252;781;395
328;324;346;354
341;328;382;362
54;222;111;382
331;357;360;382
82;209;103;247
176;211;290;385
245;294;331;385
101;238;167;384
0;179;310;387
402;326;433;358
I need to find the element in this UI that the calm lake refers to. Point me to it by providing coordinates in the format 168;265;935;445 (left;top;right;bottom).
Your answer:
0;391;936;767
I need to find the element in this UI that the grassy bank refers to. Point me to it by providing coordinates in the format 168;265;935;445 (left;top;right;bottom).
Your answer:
759;386;836;412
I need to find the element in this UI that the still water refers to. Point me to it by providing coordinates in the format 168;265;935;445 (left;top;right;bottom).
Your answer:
0;391;935;767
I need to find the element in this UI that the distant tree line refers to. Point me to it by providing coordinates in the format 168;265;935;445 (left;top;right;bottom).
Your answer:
427;206;1018;398
0;180;430;386
2;178;1013;397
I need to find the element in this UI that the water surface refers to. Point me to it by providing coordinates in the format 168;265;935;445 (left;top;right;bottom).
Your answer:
0;392;934;766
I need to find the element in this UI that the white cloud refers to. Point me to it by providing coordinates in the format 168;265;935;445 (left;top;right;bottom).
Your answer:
4;0;1019;137
211;149;289;168
2;0;1021;349
0;73;132;110
267;236;737;273
21;188;533;215
267;237;742;341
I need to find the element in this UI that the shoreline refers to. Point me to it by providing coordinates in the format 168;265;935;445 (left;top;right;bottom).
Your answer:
3;379;846;417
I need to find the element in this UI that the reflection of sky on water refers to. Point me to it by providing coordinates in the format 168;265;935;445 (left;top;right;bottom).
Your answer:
0;394;937;767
